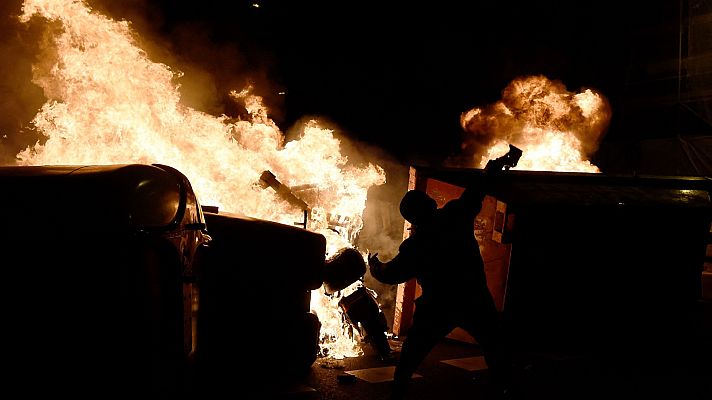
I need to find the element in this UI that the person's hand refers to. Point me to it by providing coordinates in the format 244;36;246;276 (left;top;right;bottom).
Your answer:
367;252;382;270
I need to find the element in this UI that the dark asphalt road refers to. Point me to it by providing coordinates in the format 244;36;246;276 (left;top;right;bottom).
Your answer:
266;333;711;400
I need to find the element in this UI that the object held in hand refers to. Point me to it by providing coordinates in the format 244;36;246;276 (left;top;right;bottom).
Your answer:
488;144;523;172
504;144;523;169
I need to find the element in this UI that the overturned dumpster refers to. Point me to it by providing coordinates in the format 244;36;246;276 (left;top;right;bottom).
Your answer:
194;209;325;394
0;164;210;395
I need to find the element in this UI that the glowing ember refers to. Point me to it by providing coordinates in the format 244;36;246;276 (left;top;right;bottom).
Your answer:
460;75;611;172
17;0;384;358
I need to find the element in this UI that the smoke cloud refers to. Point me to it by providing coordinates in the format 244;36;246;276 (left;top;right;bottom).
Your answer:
88;0;285;121
0;1;46;164
340;133;408;328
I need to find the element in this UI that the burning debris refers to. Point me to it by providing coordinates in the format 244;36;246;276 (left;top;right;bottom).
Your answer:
259;170;310;228
323;247;367;295
322;247;392;360
259;170;310;212
338;286;393;361
257;170;392;359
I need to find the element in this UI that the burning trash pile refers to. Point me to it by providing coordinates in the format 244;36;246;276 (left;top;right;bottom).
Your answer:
258;169;392;359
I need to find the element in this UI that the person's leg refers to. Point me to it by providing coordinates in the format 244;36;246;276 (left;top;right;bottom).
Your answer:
392;305;453;399
458;299;512;393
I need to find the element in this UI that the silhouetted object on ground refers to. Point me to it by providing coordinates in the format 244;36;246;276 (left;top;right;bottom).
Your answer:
0;164;211;395
369;145;522;399
323;247;367;295
339;286;393;361
195;210;325;395
325;247;393;360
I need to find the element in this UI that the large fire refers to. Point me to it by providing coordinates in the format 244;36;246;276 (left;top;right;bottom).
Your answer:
9;1;612;360
460;75;611;172
16;0;383;358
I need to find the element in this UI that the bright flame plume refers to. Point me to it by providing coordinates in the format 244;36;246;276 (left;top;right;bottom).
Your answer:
460;75;611;172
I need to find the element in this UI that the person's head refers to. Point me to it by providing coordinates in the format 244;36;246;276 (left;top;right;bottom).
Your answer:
399;190;437;226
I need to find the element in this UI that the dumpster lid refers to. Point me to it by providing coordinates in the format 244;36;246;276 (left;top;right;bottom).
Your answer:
0;164;184;231
412;166;712;210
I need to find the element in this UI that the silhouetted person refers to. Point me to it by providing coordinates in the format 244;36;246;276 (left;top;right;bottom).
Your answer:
368;146;521;400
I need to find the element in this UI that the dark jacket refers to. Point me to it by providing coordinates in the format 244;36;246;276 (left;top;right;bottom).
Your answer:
370;183;490;308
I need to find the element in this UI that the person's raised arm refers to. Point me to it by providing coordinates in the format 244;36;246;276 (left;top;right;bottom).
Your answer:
458;144;523;211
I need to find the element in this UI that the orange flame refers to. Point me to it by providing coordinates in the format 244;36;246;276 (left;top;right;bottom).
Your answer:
460;75;611;172
18;0;384;358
